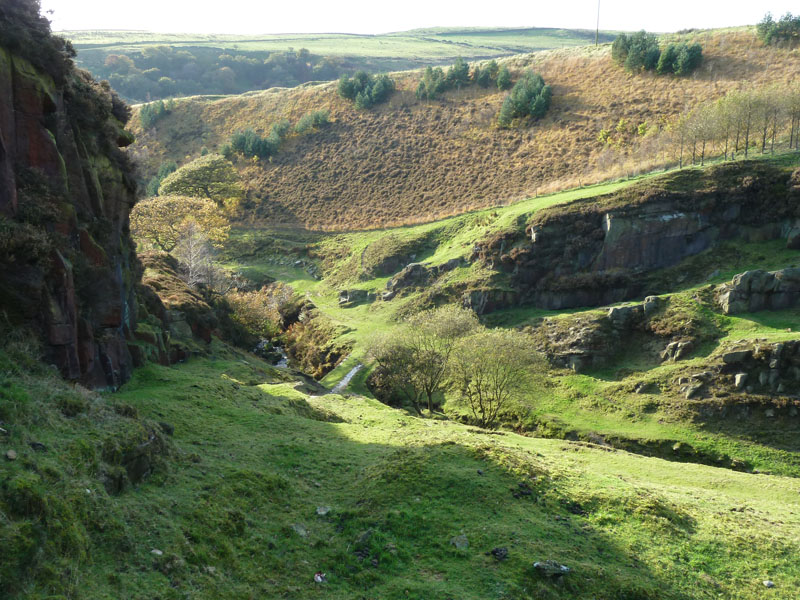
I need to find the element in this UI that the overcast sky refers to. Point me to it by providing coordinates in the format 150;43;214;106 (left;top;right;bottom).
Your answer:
40;0;796;35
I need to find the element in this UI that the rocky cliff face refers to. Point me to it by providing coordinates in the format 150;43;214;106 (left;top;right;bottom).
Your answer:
0;39;142;388
475;162;800;311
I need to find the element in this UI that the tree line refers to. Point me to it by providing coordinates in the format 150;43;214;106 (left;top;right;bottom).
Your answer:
612;31;702;76
80;45;348;103
416;58;511;101
757;12;800;45
672;84;800;167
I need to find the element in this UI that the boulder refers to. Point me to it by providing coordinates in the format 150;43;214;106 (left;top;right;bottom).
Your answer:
533;560;570;579
338;289;373;306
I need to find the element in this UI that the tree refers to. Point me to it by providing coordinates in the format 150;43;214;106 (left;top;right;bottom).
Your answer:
449;329;544;429
674;43;702;76
497;71;552;127
130;195;230;253
338;71;395;108
611;33;630;65
173;220;215;289
367;305;479;415
446;57;470;91
158;154;243;205
496;66;512;91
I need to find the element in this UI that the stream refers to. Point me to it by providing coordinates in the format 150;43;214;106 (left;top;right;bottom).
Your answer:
330;363;363;394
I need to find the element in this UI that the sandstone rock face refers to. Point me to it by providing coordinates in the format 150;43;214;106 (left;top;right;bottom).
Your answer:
384;258;462;298
474;163;800;312
716;268;800;315
0;48;141;389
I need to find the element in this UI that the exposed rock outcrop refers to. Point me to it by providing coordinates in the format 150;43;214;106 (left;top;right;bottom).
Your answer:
383;258;461;299
474;163;800;312
0;19;149;388
716;268;800;314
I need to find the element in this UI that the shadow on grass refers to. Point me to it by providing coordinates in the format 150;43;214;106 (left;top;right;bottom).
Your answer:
83;356;726;600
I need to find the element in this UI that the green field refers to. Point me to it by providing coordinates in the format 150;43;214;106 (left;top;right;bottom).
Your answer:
61;26;617;60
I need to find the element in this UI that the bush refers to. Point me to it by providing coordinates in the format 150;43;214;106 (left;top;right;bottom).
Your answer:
224;283;294;341
338;71;395;108
294;109;330;134
496;66;512;91
613;32;702;76
757;12;800;45
497;71;552;128
139;99;169;129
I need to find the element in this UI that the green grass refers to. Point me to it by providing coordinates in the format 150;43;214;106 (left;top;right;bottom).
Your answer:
61;27;618;61
5;335;800;598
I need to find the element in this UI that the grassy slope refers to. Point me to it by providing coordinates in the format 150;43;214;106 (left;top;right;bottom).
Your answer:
223;154;800;480
128;28;800;230
4;338;800;599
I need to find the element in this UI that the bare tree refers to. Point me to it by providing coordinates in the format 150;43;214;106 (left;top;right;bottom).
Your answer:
449;329;545;429
367;305;479;416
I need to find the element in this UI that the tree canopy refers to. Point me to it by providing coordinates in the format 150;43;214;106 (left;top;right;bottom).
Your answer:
497;71;552;128
158;154;243;205
130;195;230;253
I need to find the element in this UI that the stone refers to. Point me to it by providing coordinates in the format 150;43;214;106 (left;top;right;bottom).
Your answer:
607;304;642;328
722;349;752;364
292;523;308;538
533;560;571;579
316;506;331;517
338;289;373;306
685;383;704;399
763;580;775;588
734;373;748;390
5;449;17;461
662;341;693;362
29;441;47;452
450;534;469;550
488;547;508;561
151;549;163;556
643;296;661;316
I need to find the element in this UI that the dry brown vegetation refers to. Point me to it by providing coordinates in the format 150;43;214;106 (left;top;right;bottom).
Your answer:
129;29;800;231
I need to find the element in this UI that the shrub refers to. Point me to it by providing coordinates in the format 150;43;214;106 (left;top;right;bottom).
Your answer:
614;32;702;76
338;71;395;108
224;283;294;341
497;71;552;128
139;99;169;129
496;66;512;90
757;12;800;45
294;109;330;134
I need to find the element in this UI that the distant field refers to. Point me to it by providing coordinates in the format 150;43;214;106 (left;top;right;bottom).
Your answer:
60;26;617;60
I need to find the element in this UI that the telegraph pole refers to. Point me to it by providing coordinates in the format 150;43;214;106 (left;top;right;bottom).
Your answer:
595;0;600;46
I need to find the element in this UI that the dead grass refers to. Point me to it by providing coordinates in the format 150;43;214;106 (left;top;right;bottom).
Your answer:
128;29;800;231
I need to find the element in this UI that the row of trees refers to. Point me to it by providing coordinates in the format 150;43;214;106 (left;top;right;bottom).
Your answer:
757;12;800;46
224;110;329;160
337;71;396;109
673;85;800;167
139;98;175;129
612;31;702;76
497;71;552;128
416;58;512;101
81;46;346;103
368;306;543;427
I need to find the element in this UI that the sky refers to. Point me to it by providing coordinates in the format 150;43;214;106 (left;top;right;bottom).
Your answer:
40;0;797;35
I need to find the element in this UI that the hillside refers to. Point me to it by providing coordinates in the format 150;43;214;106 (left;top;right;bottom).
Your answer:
129;28;800;230
7;4;800;598
7;155;800;598
62;27;618;103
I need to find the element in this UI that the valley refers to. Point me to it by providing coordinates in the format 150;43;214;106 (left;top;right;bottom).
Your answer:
2;3;800;598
